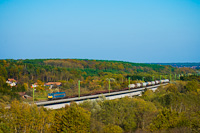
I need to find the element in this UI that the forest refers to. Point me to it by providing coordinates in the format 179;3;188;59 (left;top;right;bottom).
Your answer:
0;59;199;132
0;59;197;101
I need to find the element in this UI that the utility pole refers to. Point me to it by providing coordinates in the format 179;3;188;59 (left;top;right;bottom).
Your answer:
170;68;172;82
128;77;130;91
170;74;172;82
109;79;110;93
175;74;176;81
142;77;144;81
33;86;34;103
78;80;80;98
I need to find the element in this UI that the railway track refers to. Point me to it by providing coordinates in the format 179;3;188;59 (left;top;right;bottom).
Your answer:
36;83;168;109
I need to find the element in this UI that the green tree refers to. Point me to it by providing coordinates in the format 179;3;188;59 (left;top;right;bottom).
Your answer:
36;80;45;91
133;98;157;129
0;100;55;133
149;108;189;131
185;80;200;92
103;124;123;133
98;97;137;132
0;76;5;87
51;109;65;133
0;65;7;78
166;84;178;93
52;103;91;133
142;89;155;101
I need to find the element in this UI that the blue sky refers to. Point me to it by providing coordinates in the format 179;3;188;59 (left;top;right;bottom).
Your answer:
0;0;200;63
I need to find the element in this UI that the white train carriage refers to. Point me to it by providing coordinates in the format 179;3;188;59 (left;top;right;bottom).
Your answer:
142;82;147;87
128;84;136;88
155;80;160;84
147;82;152;86
151;81;156;85
136;83;141;88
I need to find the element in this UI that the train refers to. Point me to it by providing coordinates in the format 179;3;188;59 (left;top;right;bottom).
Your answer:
48;79;170;100
128;79;169;89
48;92;66;100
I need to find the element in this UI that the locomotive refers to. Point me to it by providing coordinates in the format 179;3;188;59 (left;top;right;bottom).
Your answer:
48;92;66;100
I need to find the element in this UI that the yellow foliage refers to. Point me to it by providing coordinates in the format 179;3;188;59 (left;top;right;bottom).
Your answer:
36;80;45;91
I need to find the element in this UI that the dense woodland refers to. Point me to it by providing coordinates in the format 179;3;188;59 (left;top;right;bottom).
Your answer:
0;59;199;132
0;59;197;101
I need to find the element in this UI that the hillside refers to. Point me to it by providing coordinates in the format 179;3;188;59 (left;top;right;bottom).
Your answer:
0;59;197;101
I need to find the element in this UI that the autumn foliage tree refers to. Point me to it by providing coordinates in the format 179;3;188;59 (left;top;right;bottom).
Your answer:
36;80;45;91
51;103;91;133
0;100;55;132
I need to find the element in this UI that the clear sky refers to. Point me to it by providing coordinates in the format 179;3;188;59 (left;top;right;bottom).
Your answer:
0;0;200;63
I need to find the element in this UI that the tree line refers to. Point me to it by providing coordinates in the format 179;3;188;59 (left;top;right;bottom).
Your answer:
0;59;197;101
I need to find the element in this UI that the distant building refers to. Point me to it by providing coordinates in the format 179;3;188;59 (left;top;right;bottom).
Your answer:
6;78;17;87
31;83;38;88
45;82;62;86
